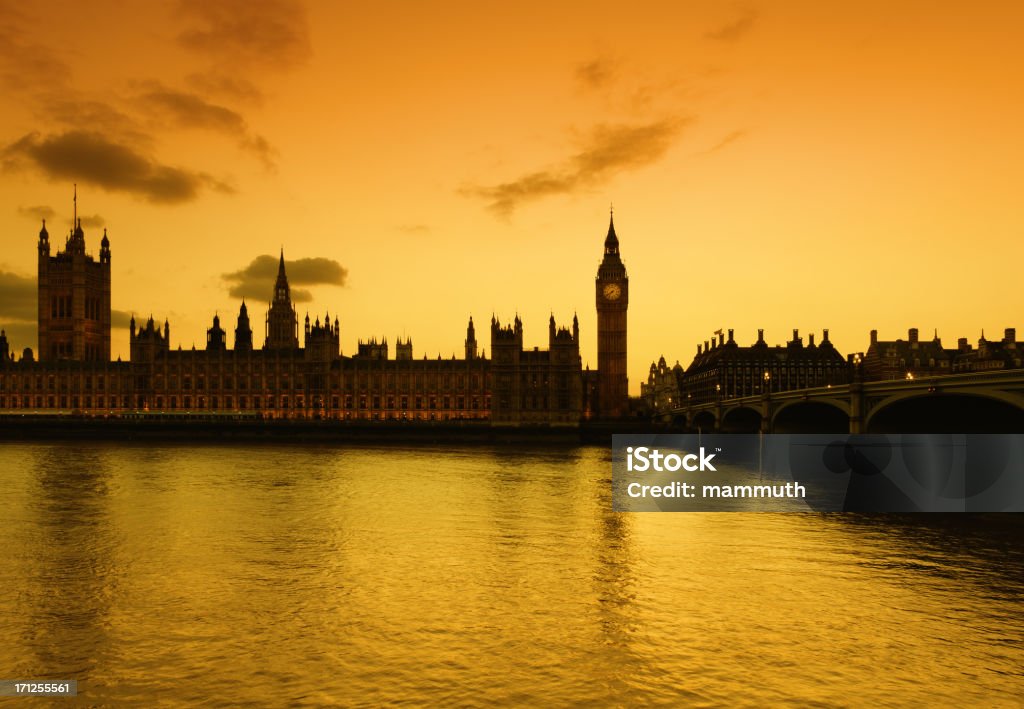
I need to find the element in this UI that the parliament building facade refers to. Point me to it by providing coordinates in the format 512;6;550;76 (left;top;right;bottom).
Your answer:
0;213;632;425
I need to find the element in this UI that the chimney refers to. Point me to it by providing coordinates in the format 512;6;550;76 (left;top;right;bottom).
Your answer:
870;329;878;345
757;329;764;343
909;328;918;344
793;328;799;341
958;337;968;351
704;340;709;352
727;328;734;342
718;333;724;347
823;328;830;342
696;343;701;355
1005;328;1016;343
809;333;815;346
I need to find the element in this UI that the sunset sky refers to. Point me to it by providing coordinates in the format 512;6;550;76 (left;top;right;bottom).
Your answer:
1;1;1022;392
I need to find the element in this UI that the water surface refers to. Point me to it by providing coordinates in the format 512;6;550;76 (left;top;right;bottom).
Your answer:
1;442;1022;706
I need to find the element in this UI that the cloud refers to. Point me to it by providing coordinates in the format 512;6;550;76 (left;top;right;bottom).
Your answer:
0;270;36;321
111;310;134;329
700;129;747;154
396;224;431;234
42;97;149;144
3;130;234;203
140;86;246;132
222;254;348;302
467;118;689;217
69;214;106;229
0;4;71;93
136;84;277;167
176;0;311;69
17;204;55;221
186;72;264;105
705;8;758;42
575;57;617;90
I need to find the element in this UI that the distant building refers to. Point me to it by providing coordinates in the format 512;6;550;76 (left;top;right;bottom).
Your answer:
863;328;952;380
644;328;848;413
640;356;684;413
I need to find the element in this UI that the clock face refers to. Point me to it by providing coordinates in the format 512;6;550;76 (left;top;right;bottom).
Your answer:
602;283;622;301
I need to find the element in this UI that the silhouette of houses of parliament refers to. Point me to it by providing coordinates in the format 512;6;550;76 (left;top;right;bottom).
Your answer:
643;326;1024;414
0;209;634;425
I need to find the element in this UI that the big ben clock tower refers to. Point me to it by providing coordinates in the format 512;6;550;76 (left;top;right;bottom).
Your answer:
596;210;629;419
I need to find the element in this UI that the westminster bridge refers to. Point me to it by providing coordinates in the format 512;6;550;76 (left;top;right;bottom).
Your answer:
665;369;1024;433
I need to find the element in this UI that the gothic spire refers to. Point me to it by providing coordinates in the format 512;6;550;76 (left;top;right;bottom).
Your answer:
604;205;618;252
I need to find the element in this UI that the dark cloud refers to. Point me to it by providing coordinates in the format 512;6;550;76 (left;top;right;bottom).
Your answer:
575;57;617;90
111;310;134;329
176;0;312;69
0;270;36;321
141;86;247;133
68;214;106;229
701;129;747;154
705;8;758;42
467;118;689;217
222;254;348;302
17;204;55;221
43;97;149;144
3;130;234;203
136;84;277;168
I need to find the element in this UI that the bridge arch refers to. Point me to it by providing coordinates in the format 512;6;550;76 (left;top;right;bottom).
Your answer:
692;410;717;432
772;399;850;433
866;390;1024;433
720;405;763;433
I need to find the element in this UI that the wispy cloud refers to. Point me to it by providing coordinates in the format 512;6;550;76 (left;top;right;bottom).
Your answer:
396;224;431;235
0;3;71;93
17;204;55;221
3;130;234;204
705;8;759;42
176;0;311;70
186;72;264;105
575;56;617;90
222;254;348;302
466;118;689;217
135;83;277;168
700;129;748;155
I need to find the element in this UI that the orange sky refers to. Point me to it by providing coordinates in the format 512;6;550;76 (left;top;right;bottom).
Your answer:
1;0;1022;392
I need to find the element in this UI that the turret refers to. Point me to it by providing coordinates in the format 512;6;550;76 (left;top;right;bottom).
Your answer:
38;219;50;256
100;228;110;264
206;312;226;351
465;316;477;360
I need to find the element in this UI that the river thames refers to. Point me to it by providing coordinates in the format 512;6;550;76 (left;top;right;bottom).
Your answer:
1;442;1022;706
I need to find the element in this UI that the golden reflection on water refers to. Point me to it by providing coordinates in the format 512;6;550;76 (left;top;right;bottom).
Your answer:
0;442;1021;706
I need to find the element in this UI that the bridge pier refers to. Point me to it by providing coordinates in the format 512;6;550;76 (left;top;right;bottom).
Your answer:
849;377;863;433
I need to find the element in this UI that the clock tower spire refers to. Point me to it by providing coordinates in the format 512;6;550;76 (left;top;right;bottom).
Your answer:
595;208;629;419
